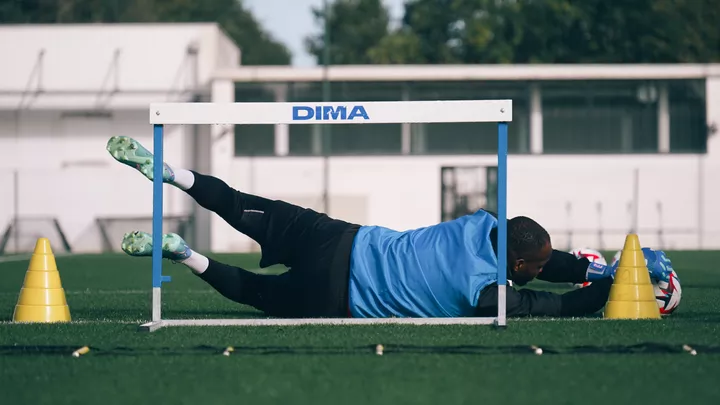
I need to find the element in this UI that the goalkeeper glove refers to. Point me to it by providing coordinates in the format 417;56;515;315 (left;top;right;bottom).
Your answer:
642;248;674;282
585;261;618;281
584;248;674;282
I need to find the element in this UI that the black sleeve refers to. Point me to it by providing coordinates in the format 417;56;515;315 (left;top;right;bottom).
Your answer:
474;277;613;317
536;249;590;284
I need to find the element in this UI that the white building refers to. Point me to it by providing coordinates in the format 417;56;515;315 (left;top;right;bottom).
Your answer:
0;23;239;253
1;23;718;254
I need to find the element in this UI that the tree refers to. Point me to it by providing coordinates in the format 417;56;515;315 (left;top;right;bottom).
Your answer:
0;0;291;65
305;0;391;65
323;0;720;64
570;0;720;63
366;29;424;64
396;0;461;63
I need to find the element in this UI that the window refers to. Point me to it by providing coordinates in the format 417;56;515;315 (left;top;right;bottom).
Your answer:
289;123;401;156
407;81;530;155
234;124;275;156
669;80;707;153
542;81;658;154
230;78;708;157
233;83;275;156
287;82;403;155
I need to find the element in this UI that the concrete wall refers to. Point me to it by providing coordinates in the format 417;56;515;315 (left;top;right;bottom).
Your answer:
1;75;716;253
218;153;718;253
0;23;238;109
0;23;240;252
0;24;716;253
0;110;194;252
1;106;716;253
3;117;715;253
210;77;720;253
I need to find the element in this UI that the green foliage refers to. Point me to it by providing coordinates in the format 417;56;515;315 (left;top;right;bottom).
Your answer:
397;0;460;63
5;0;716;66
306;0;391;65
308;0;720;64
366;29;424;64
0;0;291;65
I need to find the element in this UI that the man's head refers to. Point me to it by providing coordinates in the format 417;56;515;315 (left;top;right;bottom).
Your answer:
507;216;552;286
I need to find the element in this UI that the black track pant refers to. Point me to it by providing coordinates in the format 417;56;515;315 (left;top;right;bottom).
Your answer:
184;171;360;318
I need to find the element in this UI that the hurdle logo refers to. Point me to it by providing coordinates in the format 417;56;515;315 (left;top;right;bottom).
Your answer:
292;105;369;121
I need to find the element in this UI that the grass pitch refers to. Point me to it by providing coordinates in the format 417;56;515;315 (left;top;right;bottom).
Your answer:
1;251;719;404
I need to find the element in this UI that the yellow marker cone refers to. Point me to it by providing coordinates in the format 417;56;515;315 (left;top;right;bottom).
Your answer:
12;238;71;323
604;234;661;319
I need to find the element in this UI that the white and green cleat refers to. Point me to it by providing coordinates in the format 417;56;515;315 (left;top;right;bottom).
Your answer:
106;136;175;182
121;231;154;257
161;233;192;261
121;231;192;261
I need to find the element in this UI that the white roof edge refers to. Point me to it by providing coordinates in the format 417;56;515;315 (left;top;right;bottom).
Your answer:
214;63;720;82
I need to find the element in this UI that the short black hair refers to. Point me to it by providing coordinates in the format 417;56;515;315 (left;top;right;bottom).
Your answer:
483;210;550;259
508;216;551;258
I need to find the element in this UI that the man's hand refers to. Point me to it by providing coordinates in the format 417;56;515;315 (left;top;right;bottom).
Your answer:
642;248;674;282
584;248;674;282
585;261;617;281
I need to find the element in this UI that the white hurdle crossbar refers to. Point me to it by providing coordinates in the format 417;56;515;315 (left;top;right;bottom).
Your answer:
139;100;512;332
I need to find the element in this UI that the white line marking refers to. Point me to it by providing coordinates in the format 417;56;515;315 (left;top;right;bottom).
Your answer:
0;319;143;325
0;253;93;263
0;289;217;296
0;255;31;263
155;318;499;326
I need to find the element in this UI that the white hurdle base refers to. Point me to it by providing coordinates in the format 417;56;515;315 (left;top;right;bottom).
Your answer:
139;317;501;332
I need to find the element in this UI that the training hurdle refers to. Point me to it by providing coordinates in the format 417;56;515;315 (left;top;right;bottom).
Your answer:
139;99;512;332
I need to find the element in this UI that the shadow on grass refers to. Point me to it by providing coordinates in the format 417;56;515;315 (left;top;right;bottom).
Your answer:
1;342;717;357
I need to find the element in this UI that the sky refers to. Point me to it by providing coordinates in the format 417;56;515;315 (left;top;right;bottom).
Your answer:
244;0;406;67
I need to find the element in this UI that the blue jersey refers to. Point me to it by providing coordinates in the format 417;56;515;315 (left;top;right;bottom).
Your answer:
348;210;499;318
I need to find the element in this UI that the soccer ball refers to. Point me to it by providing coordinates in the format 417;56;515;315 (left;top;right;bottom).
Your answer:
569;248;607;288
610;250;682;315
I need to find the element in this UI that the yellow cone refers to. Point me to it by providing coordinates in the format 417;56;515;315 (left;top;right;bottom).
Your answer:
12;238;71;323
604;234;661;319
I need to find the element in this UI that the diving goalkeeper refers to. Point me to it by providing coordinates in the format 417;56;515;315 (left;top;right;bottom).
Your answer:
106;136;674;319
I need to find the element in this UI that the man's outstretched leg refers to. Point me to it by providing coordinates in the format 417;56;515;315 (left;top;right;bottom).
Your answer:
106;135;337;269
121;231;303;317
108;136;359;317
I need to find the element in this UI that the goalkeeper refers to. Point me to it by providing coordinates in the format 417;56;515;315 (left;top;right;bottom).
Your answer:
107;136;674;319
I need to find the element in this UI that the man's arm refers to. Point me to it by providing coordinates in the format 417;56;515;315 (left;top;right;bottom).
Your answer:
474;277;613;318
537;249;617;284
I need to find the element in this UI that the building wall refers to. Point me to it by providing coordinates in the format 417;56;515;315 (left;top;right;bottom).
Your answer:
0;23;240;253
1;74;716;253
212;76;720;253
2;117;715;254
220;153;718;253
0;110;193;252
0;102;715;253
0;24;715;253
0;23;237;110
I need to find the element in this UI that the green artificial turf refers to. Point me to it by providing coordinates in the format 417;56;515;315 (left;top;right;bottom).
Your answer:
1;251;719;405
